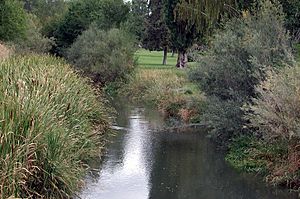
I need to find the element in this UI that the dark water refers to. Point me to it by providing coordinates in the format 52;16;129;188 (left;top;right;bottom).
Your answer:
78;102;298;199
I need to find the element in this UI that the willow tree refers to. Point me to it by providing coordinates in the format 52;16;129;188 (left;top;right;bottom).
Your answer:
164;0;233;68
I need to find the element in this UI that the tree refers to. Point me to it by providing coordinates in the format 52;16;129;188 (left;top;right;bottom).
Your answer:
280;0;300;42
143;0;170;65
236;0;300;42
189;0;294;141
22;0;69;30
67;27;136;84
51;0;130;56
0;0;27;42
23;0;67;15
123;0;148;42
164;0;232;68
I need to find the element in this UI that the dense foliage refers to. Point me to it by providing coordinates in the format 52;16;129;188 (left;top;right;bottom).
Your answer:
281;0;300;41
0;0;27;42
236;0;300;41
247;67;300;140
164;0;232;68
0;55;110;198
51;0;129;55
67;27;136;85
143;0;169;51
22;0;69;37
189;1;294;140
241;66;300;188
123;0;148;42
13;14;53;54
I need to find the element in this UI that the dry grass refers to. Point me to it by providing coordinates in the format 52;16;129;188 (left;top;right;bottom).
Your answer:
122;66;205;123
0;43;10;59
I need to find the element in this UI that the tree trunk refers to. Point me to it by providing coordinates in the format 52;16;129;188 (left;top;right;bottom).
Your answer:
162;47;168;65
171;50;175;57
176;50;187;68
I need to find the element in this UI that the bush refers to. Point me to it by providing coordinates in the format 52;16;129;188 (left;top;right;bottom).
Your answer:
13;14;53;54
0;55;110;198
244;66;300;184
246;66;300;140
0;0;27;42
201;97;245;142
67;27;136;85
189;0;295;141
51;0;129;55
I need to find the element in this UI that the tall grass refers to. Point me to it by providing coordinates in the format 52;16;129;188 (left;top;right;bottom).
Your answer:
0;55;110;198
122;68;205;123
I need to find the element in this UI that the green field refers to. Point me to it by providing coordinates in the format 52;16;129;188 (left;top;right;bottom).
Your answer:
135;49;177;69
134;49;197;81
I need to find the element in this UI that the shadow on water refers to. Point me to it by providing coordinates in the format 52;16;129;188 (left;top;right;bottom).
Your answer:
78;101;298;199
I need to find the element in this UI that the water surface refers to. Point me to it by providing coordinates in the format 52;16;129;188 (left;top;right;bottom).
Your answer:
79;102;298;199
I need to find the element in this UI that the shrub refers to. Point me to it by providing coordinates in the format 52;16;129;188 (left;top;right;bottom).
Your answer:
201;97;245;142
67;27;136;85
0;0;27;42
13;14;53;54
246;67;300;189
0;55;110;198
51;0;129;55
246;66;300;140
189;0;295;141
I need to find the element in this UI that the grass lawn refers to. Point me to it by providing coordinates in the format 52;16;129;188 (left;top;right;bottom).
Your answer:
135;49;198;81
135;49;197;69
135;49;177;69
134;49;199;93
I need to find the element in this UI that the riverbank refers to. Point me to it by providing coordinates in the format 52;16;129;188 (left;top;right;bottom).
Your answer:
122;47;300;195
121;49;205;124
79;98;298;199
0;54;111;198
226;44;300;193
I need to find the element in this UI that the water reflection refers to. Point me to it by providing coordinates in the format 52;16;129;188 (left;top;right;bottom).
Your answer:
148;132;296;199
79;108;153;199
79;104;298;199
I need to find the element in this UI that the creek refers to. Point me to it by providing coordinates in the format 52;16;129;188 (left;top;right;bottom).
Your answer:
78;101;298;199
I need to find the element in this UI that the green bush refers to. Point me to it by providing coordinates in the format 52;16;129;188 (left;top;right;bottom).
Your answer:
67;27;136;85
13;14;53;54
51;0;129;55
189;0;295;141
0;55;110;198
201;97;245;142
0;0;27;42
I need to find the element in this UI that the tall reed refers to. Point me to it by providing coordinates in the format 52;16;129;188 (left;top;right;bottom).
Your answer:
0;55;110;198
